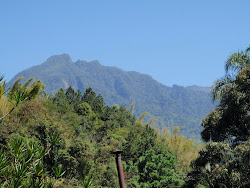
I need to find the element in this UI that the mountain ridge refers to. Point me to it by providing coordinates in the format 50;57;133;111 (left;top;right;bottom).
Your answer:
8;54;215;139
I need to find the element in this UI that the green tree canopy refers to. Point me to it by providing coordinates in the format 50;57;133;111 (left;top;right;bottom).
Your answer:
137;149;183;188
82;88;105;115
65;86;82;110
186;45;250;188
186;141;250;188
202;46;250;144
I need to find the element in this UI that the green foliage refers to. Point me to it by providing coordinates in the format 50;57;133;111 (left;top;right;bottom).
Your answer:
81;176;94;188
3;46;250;187
0;76;44;121
158;126;200;173
82;88;105;115
225;45;250;75
53;88;72;114
65;86;82;110
77;102;94;116
1;85;193;187
202;46;250;144
186;141;250;187
123;124;157;163
8;54;215;140
48;131;62;146
0;75;7;98
8;77;44;103
53;164;66;178
187;45;250;188
0;137;64;187
137;149;183;188
135;112;149;126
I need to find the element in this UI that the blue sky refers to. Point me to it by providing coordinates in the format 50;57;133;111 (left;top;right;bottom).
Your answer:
1;1;250;86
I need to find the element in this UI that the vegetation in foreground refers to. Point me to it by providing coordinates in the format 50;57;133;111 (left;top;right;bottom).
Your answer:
0;45;249;187
0;79;193;187
185;45;250;187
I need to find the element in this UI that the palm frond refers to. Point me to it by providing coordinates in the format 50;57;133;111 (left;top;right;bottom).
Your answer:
0;81;5;98
225;51;250;74
8;77;24;99
1;77;44;121
211;76;234;101
22;77;34;90
26;80;44;99
246;45;250;53
0;75;9;98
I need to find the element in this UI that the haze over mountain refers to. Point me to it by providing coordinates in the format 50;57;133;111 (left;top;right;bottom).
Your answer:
8;54;215;139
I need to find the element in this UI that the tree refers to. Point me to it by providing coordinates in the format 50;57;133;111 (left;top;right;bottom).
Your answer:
186;141;250;188
211;45;250;101
123;124;157;163
137;149;183;188
158;126;199;173
81;88;105;115
53;88;72;114
65;86;82;110
0;77;44;121
202;46;250;144
186;46;250;188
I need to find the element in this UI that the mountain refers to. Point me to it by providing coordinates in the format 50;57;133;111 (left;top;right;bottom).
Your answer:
8;54;216;140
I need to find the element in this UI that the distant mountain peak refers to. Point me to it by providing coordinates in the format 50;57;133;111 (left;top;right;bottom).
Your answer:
89;60;100;65
44;53;73;64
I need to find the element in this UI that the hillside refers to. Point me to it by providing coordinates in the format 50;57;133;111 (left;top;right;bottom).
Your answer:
8;54;215;139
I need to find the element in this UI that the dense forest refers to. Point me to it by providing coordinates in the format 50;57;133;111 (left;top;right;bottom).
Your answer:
0;46;249;187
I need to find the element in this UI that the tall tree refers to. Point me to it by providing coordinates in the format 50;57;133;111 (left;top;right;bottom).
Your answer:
202;46;250;144
212;45;250;101
65;86;82;110
81;88;105;114
186;46;250;188
53;88;72;114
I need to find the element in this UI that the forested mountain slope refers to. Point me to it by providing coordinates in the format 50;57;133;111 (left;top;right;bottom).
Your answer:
8;54;215;139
